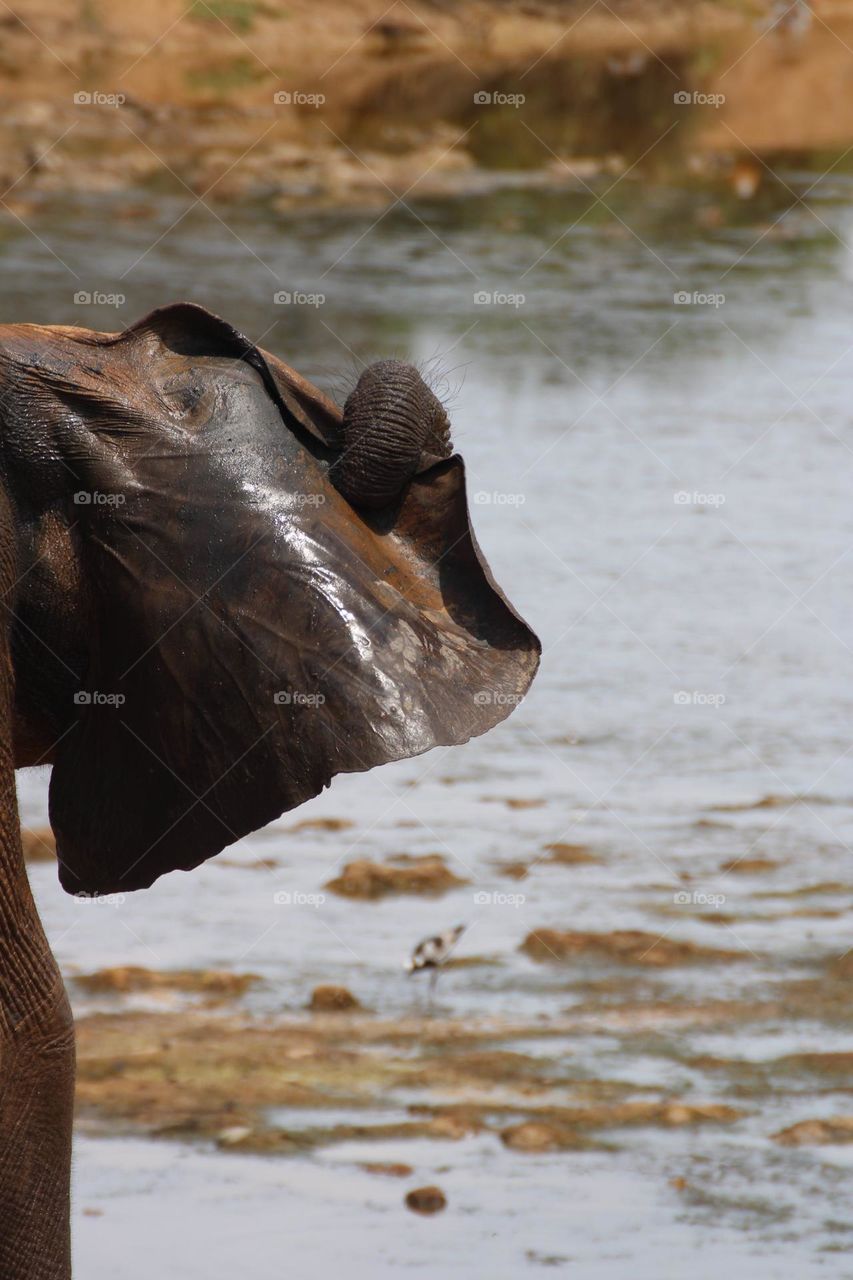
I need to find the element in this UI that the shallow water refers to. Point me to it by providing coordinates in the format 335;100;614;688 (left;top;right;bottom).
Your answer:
7;169;853;1274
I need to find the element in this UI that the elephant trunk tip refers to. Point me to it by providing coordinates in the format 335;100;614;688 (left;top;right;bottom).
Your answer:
330;359;453;510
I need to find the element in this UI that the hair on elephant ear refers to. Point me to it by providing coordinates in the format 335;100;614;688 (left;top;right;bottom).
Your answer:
1;303;539;894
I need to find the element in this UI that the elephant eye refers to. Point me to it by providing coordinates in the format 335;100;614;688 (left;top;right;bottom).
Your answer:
158;372;216;422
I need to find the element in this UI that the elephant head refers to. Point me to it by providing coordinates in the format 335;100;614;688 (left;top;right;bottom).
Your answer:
1;303;539;895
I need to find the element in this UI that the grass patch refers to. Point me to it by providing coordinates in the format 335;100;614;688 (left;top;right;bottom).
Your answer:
189;0;259;34
185;56;268;96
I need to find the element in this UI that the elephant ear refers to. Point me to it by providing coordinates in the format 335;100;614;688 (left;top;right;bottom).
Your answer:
46;304;540;894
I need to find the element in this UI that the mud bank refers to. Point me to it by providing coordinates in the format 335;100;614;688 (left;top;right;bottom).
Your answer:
73;1001;746;1156
69;954;853;1159
6;2;853;211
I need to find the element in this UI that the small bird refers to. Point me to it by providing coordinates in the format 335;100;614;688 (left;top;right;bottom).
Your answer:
405;924;466;996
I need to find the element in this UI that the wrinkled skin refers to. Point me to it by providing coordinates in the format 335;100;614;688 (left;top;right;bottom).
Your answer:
0;302;539;1277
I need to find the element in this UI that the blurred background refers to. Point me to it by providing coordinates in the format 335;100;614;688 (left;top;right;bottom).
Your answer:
9;1;853;1276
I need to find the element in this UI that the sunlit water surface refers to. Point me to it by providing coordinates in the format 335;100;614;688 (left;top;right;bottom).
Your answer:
5;173;853;1277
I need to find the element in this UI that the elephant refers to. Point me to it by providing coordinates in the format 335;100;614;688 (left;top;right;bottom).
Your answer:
0;301;539;1277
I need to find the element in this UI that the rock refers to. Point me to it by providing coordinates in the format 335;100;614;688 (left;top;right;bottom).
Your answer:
74;967;259;998
721;857;777;874
288;817;353;833
361;1162;413;1177
308;984;361;1012
20;826;56;862
495;860;529;880
217;856;280;870
780;1051;853;1075
502;1102;740;1150
217;1125;254;1146
326;855;467;899
426;1113;482;1139
658;1103;737;1126
405;1185;447;1215
520;928;745;967
543;842;600;865
500;1121;585;1152
772;1117;853;1147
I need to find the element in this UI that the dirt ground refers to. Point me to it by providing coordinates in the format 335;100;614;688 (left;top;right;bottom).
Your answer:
4;1;853;210
68;951;853;1158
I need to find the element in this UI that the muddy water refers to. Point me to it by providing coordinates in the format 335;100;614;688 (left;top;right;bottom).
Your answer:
9;171;853;1275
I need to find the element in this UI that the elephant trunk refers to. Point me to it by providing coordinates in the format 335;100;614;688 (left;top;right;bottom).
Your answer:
330;360;452;509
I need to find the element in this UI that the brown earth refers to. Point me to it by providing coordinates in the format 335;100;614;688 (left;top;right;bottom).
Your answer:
326;854;467;898
309;984;362;1012
74;966;260;1000
521;927;746;966
543;842;602;865
501;1101;739;1151
20;825;56;862
721;857;779;875
772;1116;853;1146
72;1002;747;1155
3;1;853;212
